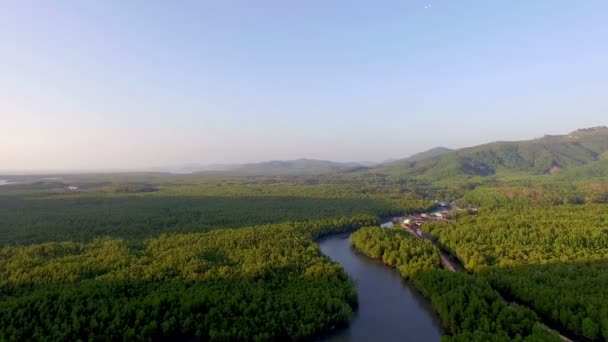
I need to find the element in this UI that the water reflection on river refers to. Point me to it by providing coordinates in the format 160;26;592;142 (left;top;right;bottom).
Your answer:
318;233;442;342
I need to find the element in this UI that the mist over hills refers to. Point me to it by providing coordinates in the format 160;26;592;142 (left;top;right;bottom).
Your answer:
164;159;370;175
223;159;367;175
6;127;606;179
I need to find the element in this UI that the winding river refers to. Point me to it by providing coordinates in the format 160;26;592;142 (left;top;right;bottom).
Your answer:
318;233;443;342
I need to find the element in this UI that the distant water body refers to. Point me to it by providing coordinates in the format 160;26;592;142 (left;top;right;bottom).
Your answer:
0;180;17;186
318;233;442;342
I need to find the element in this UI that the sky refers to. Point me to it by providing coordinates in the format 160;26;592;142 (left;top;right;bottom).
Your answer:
1;0;607;172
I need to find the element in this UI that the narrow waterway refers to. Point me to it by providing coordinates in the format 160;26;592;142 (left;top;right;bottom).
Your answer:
318;233;443;342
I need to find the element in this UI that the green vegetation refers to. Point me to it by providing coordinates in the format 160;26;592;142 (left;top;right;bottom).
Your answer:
0;216;374;341
557;159;608;180
349;228;560;341
2;127;608;341
461;184;608;207
424;203;608;340
0;181;432;245
375;127;608;180
0;175;437;341
350;227;440;278
412;270;560;342
400;146;455;163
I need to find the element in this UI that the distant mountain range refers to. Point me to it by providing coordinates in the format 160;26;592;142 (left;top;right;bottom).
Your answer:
168;126;608;178
167;159;371;175
373;126;608;180
225;159;367;175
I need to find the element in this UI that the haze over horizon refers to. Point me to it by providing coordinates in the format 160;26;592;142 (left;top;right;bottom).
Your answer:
2;0;607;172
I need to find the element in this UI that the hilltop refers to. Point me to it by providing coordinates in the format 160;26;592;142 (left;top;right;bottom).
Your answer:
371;126;608;181
95;127;608;181
402;147;455;163
178;127;608;180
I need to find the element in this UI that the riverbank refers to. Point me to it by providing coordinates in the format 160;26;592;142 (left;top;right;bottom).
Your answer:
348;226;563;341
399;208;579;341
411;225;578;342
317;233;443;342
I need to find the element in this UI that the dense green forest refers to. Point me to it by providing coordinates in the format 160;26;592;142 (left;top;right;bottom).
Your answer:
350;227;440;279
0;175;439;340
0;216;375;341
412;270;560;342
461;184;608;207
424;204;608;340
348;228;560;341
0;181;432;245
2;127;608;341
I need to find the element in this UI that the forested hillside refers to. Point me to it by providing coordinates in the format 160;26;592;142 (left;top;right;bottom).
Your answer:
373;126;608;182
401;147;455;163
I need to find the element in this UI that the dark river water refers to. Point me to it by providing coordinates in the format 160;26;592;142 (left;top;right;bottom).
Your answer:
318;233;443;342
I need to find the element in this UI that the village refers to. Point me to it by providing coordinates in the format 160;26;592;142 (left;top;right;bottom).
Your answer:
378;201;483;273
380;201;477;237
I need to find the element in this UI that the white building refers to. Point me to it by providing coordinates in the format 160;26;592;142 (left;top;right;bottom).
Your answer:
380;222;394;228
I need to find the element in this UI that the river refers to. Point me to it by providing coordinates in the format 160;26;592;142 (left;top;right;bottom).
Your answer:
318;233;443;342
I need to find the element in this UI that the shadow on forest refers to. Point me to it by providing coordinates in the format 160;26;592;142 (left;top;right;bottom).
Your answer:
0;195;397;245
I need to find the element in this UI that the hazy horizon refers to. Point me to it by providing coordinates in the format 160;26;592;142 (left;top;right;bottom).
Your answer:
1;125;605;175
2;1;607;172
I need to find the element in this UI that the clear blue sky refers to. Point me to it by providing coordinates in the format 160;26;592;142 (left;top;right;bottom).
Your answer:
1;0;607;171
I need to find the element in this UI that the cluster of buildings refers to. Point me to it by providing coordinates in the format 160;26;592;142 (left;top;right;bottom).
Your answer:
381;201;479;236
380;201;479;239
401;209;449;236
383;201;451;236
403;211;448;227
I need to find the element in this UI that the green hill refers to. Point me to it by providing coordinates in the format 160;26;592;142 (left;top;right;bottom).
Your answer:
373;126;608;181
402;146;455;163
556;159;608;180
